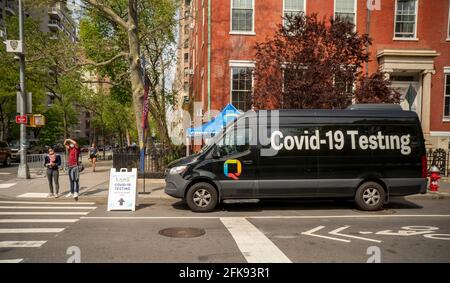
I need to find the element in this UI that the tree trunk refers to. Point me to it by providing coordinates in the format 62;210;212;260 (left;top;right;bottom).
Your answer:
127;1;145;149
127;0;173;153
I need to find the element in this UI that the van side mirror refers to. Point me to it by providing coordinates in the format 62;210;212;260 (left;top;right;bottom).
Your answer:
212;149;221;159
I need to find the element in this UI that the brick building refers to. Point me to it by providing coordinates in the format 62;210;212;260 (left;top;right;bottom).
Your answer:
180;0;450;149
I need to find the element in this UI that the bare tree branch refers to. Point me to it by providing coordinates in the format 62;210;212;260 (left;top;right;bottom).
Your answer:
61;52;128;73
82;0;128;30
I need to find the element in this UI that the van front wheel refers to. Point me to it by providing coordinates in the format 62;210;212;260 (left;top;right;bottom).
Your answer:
186;182;218;212
355;182;385;211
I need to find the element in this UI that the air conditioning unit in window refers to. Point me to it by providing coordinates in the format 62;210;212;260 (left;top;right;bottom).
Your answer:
185;69;194;75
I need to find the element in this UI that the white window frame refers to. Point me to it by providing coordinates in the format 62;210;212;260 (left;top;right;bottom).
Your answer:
229;60;255;111
443;67;450;121
333;0;357;29
229;0;256;35
447;3;450;40
393;0;419;41
282;0;306;26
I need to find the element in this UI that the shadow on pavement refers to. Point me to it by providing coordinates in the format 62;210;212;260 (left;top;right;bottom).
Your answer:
171;198;423;213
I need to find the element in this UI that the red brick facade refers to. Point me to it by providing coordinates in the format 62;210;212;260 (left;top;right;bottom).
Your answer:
186;0;450;148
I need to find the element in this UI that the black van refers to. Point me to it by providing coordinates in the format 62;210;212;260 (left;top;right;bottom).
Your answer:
165;105;427;212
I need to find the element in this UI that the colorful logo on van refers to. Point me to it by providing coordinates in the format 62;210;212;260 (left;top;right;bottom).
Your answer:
224;159;242;180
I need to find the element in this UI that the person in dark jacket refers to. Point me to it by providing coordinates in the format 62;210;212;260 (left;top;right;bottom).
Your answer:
44;147;61;198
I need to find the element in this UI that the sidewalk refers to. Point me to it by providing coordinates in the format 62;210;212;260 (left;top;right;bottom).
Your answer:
0;160;175;203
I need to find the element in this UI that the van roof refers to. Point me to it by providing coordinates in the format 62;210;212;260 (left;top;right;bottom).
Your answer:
244;109;419;119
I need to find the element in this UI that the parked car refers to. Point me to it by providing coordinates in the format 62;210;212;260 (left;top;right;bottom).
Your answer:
165;104;427;212
0;141;12;166
9;141;20;162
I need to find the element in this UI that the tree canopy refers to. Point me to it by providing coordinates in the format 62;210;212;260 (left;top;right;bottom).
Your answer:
253;13;401;110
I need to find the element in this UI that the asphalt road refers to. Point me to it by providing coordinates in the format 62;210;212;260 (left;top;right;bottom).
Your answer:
0;197;449;263
0;163;18;182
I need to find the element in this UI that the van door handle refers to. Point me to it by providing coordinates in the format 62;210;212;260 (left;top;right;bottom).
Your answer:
242;160;253;165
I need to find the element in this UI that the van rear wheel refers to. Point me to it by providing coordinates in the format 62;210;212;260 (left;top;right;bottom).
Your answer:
186;182;218;212
355;181;385;211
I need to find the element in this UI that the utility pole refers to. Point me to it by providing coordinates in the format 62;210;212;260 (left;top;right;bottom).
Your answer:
17;0;30;179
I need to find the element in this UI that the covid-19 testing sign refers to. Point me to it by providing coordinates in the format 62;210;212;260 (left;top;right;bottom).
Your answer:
107;168;138;211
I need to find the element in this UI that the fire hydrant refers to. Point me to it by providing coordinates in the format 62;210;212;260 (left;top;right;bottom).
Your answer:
429;166;441;192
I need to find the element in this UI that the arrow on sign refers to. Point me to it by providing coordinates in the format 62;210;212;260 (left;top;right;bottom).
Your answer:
118;198;125;206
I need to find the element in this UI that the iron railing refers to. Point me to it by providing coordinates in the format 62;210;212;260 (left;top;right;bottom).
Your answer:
427;148;448;176
112;147;185;178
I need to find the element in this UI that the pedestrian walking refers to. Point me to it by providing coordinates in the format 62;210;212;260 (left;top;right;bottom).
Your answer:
89;143;98;172
44;147;61;198
64;138;80;200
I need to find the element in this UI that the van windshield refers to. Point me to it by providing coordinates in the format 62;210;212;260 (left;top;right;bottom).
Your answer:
198;121;236;153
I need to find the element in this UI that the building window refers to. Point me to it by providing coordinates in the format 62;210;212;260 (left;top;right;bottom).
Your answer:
231;67;253;112
283;0;305;26
394;0;418;39
184;39;189;49
444;73;450;119
184;53;189;64
335;0;356;25
231;0;253;33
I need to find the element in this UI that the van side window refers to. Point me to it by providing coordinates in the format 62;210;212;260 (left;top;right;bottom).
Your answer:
216;127;252;156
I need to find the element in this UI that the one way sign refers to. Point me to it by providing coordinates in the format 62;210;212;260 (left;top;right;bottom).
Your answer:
107;168;138;211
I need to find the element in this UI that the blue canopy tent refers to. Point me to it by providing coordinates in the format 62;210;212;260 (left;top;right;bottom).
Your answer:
186;104;242;154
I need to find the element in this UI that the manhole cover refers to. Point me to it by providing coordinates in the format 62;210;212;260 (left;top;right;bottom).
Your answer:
159;227;205;238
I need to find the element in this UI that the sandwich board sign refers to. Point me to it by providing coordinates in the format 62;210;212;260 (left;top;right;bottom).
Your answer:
107;168;138;211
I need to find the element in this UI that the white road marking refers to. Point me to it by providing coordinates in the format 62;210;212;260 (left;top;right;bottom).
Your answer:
0;206;96;210
0;241;46;248
17;193;53;198
0;212;89;215
0;228;65;234
80;214;450;220
0;201;96;205
0;183;17;189
301;226;351;243
359;231;373;234
0;219;79;223
0;259;23;263
0;172;12;175
220;217;292;263
329;226;382;243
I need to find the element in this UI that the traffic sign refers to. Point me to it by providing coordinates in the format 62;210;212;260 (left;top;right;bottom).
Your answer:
15;115;27;124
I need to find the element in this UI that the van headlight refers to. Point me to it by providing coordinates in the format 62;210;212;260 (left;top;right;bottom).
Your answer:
169;166;188;175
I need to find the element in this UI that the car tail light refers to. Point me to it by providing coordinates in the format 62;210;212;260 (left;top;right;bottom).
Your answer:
421;155;427;178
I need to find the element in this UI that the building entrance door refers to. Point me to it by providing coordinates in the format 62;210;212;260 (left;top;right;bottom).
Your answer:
390;73;422;120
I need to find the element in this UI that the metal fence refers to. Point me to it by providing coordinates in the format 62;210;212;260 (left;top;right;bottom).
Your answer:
25;150;113;175
112;147;185;178
427;148;449;176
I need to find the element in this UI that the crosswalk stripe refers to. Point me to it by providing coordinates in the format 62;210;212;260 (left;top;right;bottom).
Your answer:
0;259;23;263
0;212;89;215
0;206;96;210
0;241;46;248
220;217;292;263
0;201;96;205
0;183;17;189
0;228;65;233
0;219;79;223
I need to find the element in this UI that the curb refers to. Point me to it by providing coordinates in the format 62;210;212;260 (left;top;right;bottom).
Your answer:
404;192;449;200
0;194;177;205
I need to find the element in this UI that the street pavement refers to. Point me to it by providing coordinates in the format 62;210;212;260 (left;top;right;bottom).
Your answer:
0;197;449;263
1;161;450;263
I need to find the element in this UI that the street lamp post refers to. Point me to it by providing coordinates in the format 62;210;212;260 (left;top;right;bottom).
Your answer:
17;0;30;179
